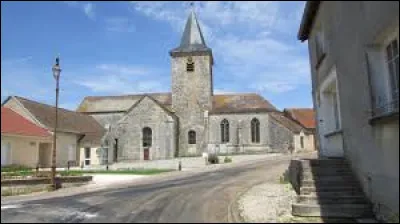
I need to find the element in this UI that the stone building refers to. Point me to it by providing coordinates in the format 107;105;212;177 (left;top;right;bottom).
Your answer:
298;1;398;221
77;10;298;161
283;108;316;152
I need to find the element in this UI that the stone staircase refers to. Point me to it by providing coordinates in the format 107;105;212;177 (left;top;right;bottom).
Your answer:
292;159;375;219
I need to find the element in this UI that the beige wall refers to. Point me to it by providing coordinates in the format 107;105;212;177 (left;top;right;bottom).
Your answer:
55;132;79;167
307;1;399;220
79;146;102;167
294;132;315;152
1;134;51;167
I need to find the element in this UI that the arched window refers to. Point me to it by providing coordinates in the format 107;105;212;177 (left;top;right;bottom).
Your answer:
251;118;260;143
220;119;230;143
300;136;304;149
188;130;196;144
187;57;194;72
142;127;152;147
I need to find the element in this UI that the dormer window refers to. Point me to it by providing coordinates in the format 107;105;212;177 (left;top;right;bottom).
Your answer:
187;57;194;72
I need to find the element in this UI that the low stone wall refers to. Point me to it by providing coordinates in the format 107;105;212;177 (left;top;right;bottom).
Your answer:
288;159;303;195
1;176;93;186
1;182;87;196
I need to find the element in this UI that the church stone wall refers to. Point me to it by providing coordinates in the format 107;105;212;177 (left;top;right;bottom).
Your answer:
112;97;176;161
208;113;272;153
171;55;213;156
89;113;125;128
268;117;294;152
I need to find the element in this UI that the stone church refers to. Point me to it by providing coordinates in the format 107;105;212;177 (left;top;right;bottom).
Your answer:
77;11;295;161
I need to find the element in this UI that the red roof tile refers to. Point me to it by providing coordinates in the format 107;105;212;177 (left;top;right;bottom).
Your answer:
284;108;316;129
1;107;51;137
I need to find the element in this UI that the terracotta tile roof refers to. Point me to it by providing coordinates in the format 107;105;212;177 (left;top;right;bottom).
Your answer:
269;112;304;133
284;108;316;129
1;107;51;137
14;96;105;135
77;93;278;114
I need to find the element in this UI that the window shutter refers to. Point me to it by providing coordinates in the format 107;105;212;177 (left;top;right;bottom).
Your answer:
365;46;388;116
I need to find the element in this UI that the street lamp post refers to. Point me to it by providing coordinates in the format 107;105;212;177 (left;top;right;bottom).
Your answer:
51;56;61;191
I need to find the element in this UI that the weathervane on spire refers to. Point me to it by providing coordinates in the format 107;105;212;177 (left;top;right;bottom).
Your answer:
190;1;194;11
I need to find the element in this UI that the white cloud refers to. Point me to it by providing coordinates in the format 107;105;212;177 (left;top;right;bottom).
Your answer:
59;102;78;111
83;3;95;20
63;1;78;7
214;89;236;94
75;64;167;94
130;1;309;95
63;1;95;20
1;57;53;103
96;64;151;76
1;56;33;65
251;81;296;94
78;75;165;94
105;17;136;33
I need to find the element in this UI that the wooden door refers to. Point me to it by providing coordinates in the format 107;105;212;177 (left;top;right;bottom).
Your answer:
144;148;149;160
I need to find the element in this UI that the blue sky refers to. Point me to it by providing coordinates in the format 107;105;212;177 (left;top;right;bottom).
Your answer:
1;1;311;111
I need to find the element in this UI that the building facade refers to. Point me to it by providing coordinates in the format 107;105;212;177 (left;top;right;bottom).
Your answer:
298;1;399;221
2;96;105;168
77;10;299;161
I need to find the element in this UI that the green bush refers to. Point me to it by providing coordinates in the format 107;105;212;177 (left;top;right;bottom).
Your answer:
1;165;33;173
208;154;219;164
279;169;290;184
224;157;232;163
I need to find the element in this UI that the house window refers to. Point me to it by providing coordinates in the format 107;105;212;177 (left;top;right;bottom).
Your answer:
332;92;340;130
315;27;326;67
300;136;304;149
385;38;399;103
188;130;196;144
366;31;399;117
114;138;118;162
142;127;152;147
220;119;230;143
187;57;194;72
84;147;91;166
251;118;260;143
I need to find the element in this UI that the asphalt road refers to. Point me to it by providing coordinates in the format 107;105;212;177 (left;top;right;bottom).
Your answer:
1;156;294;223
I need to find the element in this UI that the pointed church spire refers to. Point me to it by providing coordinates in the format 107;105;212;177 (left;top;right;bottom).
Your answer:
170;4;212;55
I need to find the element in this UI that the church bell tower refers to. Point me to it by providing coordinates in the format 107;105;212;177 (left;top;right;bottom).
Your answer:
169;8;214;156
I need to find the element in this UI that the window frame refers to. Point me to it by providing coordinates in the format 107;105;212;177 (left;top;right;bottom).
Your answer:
142;127;153;147
300;136;304;149
384;37;399;103
220;119;230;143
250;118;260;143
368;28;399;119
84;147;91;166
186;57;195;72
188;130;196;144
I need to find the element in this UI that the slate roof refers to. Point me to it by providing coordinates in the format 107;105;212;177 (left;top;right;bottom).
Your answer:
269;112;304;133
77;93;278;115
1;107;51;138
170;10;212;54
211;94;278;114
284;108;316;129
11;96;105;137
77;93;172;113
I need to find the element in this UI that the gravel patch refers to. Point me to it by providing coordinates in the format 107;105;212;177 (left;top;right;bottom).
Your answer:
238;181;297;223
